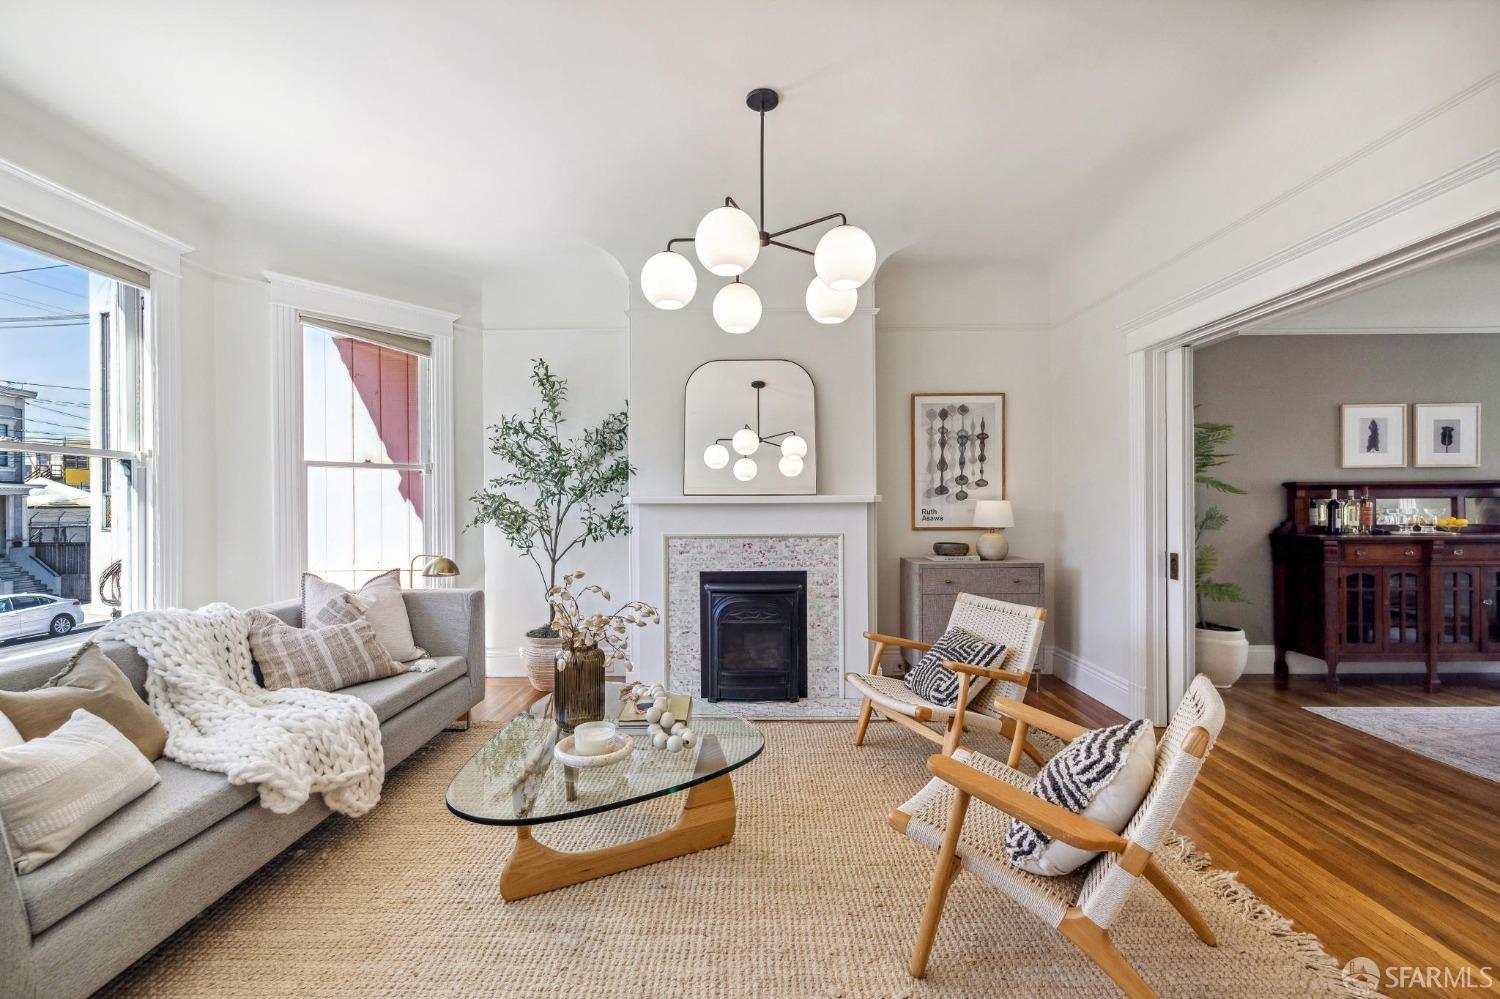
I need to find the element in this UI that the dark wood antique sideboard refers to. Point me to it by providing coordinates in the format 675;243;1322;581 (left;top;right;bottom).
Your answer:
1270;480;1500;691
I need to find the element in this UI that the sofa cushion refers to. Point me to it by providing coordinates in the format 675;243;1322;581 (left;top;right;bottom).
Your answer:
339;656;466;722
17;757;257;933
0;643;168;759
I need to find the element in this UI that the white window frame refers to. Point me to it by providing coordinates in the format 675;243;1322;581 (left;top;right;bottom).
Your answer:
267;272;458;598
0;157;191;610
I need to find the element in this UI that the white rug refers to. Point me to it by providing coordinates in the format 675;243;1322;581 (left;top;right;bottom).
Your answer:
1304;706;1500;783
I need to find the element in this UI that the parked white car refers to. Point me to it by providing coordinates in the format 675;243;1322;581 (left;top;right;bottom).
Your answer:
0;593;86;641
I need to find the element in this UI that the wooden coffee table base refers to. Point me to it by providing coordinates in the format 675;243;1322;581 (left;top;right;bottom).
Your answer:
498;772;737;901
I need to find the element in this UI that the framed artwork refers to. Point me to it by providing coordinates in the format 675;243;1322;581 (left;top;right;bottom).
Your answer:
1413;403;1481;467
911;392;1005;530
1340;404;1405;468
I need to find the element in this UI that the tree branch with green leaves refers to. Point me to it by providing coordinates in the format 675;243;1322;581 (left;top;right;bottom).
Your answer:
468;358;633;636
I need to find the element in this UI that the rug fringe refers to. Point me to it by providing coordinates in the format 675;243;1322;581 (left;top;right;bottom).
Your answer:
1161;832;1389;999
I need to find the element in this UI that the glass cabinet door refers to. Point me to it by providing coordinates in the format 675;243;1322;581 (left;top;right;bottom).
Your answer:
1385;570;1423;650
1482;569;1500;653
1439;569;1477;648
1341;571;1380;649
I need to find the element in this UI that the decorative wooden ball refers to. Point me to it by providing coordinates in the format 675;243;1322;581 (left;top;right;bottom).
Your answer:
680;728;696;747
659;711;676;729
645;705;663;724
652;731;669;749
667;735;684;752
648;722;664;737
670;721;686;736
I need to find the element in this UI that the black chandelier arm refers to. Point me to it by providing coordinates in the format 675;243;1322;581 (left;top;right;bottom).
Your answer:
766;239;813;256
766;211;848;240
711;430;799;448
665;236;695;252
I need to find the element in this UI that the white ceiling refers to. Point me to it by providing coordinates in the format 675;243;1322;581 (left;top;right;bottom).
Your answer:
0;1;1458;277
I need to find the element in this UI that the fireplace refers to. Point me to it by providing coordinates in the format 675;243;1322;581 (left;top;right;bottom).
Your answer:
700;571;808;701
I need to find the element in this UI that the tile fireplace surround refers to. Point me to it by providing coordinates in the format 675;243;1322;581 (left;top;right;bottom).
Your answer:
627;496;879;708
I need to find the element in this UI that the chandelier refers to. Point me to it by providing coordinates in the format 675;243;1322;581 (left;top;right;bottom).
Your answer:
702;379;808;482
640;88;877;334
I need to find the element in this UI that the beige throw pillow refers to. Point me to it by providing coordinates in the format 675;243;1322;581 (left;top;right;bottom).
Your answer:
0;712;21;750
0;642;168;760
302;570;425;662
0;708;160;873
248;611;405;692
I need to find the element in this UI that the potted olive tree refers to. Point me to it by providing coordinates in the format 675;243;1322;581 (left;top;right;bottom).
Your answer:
469;359;631;691
1194;419;1251;688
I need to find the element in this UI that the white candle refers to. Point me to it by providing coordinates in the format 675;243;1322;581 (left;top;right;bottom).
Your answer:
572;721;617;756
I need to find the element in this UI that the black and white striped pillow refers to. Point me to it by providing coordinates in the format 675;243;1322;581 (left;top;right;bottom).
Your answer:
902;627;1005;707
1005;719;1154;876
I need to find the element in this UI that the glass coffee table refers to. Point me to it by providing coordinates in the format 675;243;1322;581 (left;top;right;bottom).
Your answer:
446;713;764;901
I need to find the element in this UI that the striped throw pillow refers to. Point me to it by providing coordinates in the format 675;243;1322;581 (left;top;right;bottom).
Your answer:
248;611;404;692
1005;718;1155;875
902;627;1005;707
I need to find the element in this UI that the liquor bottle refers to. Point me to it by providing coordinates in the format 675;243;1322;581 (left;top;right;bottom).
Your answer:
1345;490;1361;534
1359;487;1375;533
1326;491;1342;535
1311;497;1326;530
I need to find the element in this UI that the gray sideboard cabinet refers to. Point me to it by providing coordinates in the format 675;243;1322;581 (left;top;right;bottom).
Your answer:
897;556;1046;672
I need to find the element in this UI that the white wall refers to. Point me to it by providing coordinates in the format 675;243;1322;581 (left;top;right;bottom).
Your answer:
873;259;1053;648
1045;19;1500;712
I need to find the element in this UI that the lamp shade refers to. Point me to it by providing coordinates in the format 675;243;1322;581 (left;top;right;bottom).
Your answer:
778;455;804;477
780;434;807;459
712;281;762;334
703;443;730;469
695;206;760;276
805;276;857;324
733;457;758;481
641;250;696;310
421;556;460;577
972;500;1014;529
813;224;876;291
731;426;760;456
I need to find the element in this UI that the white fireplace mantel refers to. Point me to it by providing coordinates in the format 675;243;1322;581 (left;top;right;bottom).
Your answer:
627;495;878;702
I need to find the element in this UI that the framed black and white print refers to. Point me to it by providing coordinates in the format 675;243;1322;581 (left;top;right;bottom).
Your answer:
911;393;1005;530
1340;404;1405;468
1414;403;1481;467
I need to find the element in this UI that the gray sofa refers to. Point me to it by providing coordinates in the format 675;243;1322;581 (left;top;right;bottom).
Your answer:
0;588;484;999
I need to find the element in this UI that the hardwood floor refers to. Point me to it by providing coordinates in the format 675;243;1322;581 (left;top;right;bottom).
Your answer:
474;673;1500;996
1033;673;1500;999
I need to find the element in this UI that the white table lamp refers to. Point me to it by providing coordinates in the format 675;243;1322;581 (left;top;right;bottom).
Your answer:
973;500;1014;561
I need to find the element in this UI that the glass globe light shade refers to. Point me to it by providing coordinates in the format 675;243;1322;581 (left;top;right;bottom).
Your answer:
780;434;808;460
703;443;729;469
640;251;696;310
712;281;762;334
694;206;760;277
731;426;760;456
778;455;804;478
733;457;758;482
804;276;857;324
813;224;876;291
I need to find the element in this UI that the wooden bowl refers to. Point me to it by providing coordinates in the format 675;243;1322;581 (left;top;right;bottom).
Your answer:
932;542;970;556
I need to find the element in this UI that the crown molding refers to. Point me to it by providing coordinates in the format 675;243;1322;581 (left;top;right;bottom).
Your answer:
876;322;1049;334
1244;323;1500;336
482;325;628;335
0;156;193;276
265;270;460;338
1056;69;1500;331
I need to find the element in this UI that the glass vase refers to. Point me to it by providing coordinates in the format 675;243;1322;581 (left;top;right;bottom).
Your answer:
553;644;606;732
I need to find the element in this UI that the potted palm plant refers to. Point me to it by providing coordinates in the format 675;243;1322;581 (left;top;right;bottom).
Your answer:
1194;419;1251;688
469;359;631;691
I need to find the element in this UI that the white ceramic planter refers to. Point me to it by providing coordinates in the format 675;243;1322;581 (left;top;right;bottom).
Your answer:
1194;626;1248;689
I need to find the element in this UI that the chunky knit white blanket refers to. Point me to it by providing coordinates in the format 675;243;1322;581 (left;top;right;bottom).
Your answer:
101;603;385;816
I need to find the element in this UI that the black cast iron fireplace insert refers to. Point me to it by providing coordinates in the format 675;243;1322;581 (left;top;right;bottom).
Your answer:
700;570;808;701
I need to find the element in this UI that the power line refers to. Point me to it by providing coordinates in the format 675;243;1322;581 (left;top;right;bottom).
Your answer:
0;265;67;277
28;402;90;427
0;379;90;392
0;321;89;329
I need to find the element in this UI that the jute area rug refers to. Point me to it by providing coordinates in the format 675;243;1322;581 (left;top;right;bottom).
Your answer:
104;722;1375;998
1305;705;1500;783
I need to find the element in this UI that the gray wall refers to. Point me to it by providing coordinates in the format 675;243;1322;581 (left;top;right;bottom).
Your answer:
1193;333;1500;643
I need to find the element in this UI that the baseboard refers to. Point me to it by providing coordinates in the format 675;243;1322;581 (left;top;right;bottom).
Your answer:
486;647;524;678
1050;648;1133;714
1244;645;1500;676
